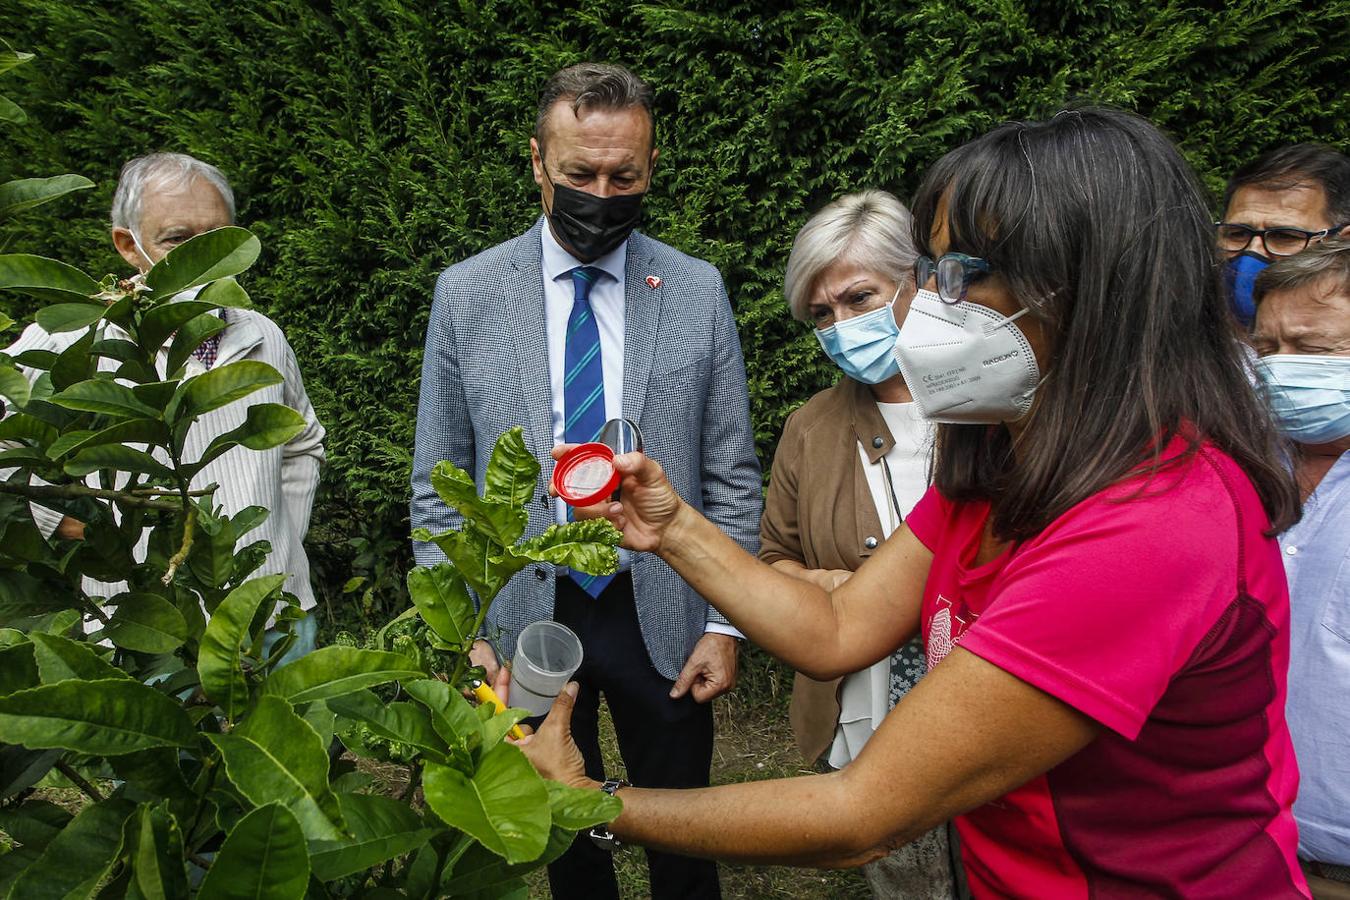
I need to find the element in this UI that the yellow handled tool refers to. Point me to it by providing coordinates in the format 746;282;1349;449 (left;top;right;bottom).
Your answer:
470;680;526;740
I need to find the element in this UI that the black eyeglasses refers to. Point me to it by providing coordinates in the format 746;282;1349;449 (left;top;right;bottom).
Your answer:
1214;222;1347;258
914;253;991;304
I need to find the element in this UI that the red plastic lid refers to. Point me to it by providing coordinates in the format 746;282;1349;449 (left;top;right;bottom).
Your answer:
551;442;620;507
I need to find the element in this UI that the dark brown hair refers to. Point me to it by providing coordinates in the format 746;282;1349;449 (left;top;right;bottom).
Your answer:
910;108;1300;540
1224;143;1350;224
535;63;654;153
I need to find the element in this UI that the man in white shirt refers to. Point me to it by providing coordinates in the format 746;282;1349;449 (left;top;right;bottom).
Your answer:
412;63;761;899
4;153;325;644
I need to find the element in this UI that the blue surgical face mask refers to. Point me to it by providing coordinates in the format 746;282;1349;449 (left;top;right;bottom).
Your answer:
814;286;902;385
1226;252;1270;329
1255;354;1350;444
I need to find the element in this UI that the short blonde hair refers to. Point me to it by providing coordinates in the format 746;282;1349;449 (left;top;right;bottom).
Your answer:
783;190;917;322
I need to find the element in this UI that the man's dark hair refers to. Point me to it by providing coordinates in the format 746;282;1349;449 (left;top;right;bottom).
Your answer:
534;63;654;154
909;107;1300;540
1223;143;1350;224
1253;238;1350;307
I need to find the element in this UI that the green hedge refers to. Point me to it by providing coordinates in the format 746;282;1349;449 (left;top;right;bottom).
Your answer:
2;0;1346;617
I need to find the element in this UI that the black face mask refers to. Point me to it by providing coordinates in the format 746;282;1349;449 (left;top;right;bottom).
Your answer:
543;169;645;262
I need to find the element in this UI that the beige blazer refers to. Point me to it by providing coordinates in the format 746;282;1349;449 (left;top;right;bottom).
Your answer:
759;377;899;762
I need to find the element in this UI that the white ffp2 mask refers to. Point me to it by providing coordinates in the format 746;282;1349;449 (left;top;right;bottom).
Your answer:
893;288;1041;424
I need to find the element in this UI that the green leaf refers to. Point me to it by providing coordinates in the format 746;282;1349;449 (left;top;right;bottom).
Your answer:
29;631;131;683
144;227;260;299
328;689;448;760
0;94;25;126
507;519;622;575
108;749;195;824
34;301;105;334
105;593;188;654
55;416;170;458
0;175;95;220
0;365;30;407
197;803;309;900
422;527;512;603
0;254;98;303
0;746;61;802
179;359;283;420
0;50;34;75
165;313;227;376
129;801;188;900
262;646;424;705
545;780;623;831
198;275;253;308
187;403;305;479
48;378;160;419
429;461;528;547
50;329;95;390
403;678;482;747
65;443;174;480
406;565;476;648
0;799;72;851
208;695;345;841
422;742;551;864
0;641;38;696
308;793;440;881
198;574;286;718
0;411;57;445
139;301;218;351
5;798;136;900
483;427;539;511
0;678;196;754
441;826;574;897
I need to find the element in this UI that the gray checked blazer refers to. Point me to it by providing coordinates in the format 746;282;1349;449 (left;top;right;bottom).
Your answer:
411;218;762;681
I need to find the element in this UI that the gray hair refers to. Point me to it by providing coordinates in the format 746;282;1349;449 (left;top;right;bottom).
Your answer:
784;190;918;322
110;152;236;232
1254;238;1350;307
534;63;654;152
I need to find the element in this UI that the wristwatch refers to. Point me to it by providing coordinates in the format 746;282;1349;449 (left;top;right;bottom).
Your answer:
588;779;629;851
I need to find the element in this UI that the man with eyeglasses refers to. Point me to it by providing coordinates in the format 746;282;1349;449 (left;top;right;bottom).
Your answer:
1218;143;1350;328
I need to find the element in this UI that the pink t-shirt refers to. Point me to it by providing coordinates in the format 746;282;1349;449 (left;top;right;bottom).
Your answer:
906;441;1308;899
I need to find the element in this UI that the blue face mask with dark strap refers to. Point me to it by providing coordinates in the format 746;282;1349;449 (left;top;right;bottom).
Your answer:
1225;252;1270;329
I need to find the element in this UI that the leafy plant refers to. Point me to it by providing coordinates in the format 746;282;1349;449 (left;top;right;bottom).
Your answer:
0;46;622;898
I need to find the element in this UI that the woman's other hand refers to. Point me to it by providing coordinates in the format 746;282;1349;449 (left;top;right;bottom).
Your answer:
515;682;593;789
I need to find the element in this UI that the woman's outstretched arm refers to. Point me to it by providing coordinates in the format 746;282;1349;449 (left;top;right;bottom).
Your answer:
523;647;1099;867
603;450;932;680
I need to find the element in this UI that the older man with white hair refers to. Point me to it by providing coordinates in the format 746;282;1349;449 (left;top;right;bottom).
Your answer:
4;152;325;647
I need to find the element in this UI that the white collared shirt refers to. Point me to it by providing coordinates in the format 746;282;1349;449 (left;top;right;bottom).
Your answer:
538;223;740;638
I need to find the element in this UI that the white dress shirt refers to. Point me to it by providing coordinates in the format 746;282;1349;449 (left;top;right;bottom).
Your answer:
540;224;738;638
829;399;932;768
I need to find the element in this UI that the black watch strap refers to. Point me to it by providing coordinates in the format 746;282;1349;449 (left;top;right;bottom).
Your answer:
588;779;629;851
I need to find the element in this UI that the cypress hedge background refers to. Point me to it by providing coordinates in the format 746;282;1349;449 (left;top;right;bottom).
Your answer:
2;0;1347;623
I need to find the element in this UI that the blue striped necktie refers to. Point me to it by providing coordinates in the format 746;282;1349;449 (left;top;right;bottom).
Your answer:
563;265;614;598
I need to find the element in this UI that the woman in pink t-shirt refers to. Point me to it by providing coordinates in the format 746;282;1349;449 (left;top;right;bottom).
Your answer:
519;108;1309;898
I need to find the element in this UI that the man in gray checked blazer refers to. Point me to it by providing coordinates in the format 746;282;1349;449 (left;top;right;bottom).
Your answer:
411;63;761;900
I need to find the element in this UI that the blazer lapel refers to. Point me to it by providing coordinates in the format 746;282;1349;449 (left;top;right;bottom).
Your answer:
622;233;661;424
504;220;555;460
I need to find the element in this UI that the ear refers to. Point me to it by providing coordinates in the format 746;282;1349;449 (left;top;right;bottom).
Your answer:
648;147;660;183
530;137;545;190
111;227;148;272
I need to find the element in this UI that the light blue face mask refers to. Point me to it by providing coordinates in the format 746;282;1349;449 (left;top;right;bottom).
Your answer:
814;286;902;385
1255;354;1350;444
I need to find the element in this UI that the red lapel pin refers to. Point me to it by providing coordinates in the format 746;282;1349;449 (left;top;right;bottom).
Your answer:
645;275;662;290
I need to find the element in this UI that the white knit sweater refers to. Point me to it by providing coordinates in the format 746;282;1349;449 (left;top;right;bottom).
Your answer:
3;308;325;608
